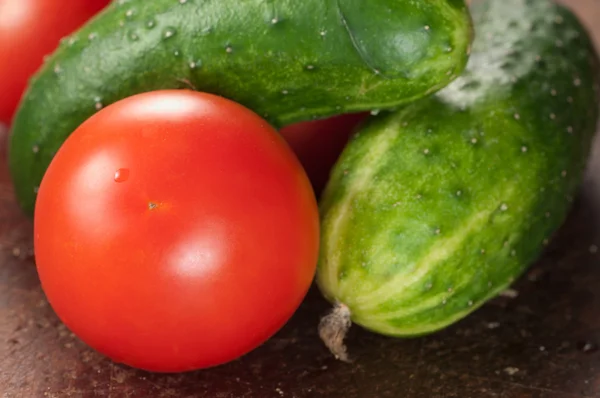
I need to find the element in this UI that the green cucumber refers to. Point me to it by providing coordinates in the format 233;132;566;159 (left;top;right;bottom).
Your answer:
317;0;600;360
8;0;472;216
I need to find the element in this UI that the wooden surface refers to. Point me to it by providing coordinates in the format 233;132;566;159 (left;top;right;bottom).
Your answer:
3;1;600;397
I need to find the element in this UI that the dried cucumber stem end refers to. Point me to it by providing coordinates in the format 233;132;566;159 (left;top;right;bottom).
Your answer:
318;302;353;362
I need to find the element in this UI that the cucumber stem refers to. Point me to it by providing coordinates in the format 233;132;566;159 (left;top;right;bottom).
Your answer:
318;302;352;362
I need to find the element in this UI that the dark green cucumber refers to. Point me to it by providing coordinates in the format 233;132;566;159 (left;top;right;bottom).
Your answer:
317;0;600;354
8;0;472;216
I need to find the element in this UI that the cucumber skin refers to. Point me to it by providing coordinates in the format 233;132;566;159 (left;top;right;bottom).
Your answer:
8;0;472;216
317;0;600;337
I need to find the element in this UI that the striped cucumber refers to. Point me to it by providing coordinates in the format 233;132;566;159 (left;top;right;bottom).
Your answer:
8;0;472;216
317;0;600;360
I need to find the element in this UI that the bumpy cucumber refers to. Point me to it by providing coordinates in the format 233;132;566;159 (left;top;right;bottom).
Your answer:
8;0;472;216
317;0;600;358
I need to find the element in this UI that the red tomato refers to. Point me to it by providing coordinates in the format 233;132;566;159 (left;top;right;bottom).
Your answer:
0;0;109;125
34;90;320;373
279;113;369;196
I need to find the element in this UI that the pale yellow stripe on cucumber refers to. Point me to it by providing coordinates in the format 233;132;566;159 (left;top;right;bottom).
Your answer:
322;110;411;299
366;267;482;321
353;280;509;337
365;290;454;322
353;188;515;311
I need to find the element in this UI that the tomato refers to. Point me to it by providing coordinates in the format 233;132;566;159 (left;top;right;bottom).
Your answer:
33;90;320;373
279;113;369;196
0;0;109;125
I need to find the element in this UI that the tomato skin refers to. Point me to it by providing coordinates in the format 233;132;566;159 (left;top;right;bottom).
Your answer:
279;113;369;196
33;90;320;372
0;0;109;125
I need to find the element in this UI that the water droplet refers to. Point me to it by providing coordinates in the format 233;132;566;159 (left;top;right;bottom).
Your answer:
125;9;134;18
424;25;430;31
54;64;62;74
271;18;279;24
471;138;477;144
179;0;187;3
423;148;430;155
225;45;233;53
500;203;508;211
446;46;453;53
550;89;557;96
33;186;39;194
514;113;520;120
577;341;598;353
521;146;528;152
114;168;130;183
148;202;158;210
319;30;327;37
456;190;462;196
567;126;573;134
163;27;176;39
370;109;380;116
567;96;574;103
32;145;39;154
173;50;181;57
574;77;581;86
435;229;441;235
549;113;556;120
305;64;315;71
487;322;500;329
129;32;139;41
561;170;567;177
146;19;156;29
281;90;288;95
189;60;201;69
88;32;98;41
468;300;473;307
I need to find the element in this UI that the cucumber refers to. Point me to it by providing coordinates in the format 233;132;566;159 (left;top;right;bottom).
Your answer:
8;0;472;216
317;0;600;360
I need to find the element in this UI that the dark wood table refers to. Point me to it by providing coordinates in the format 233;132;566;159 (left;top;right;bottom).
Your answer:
3;1;600;396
